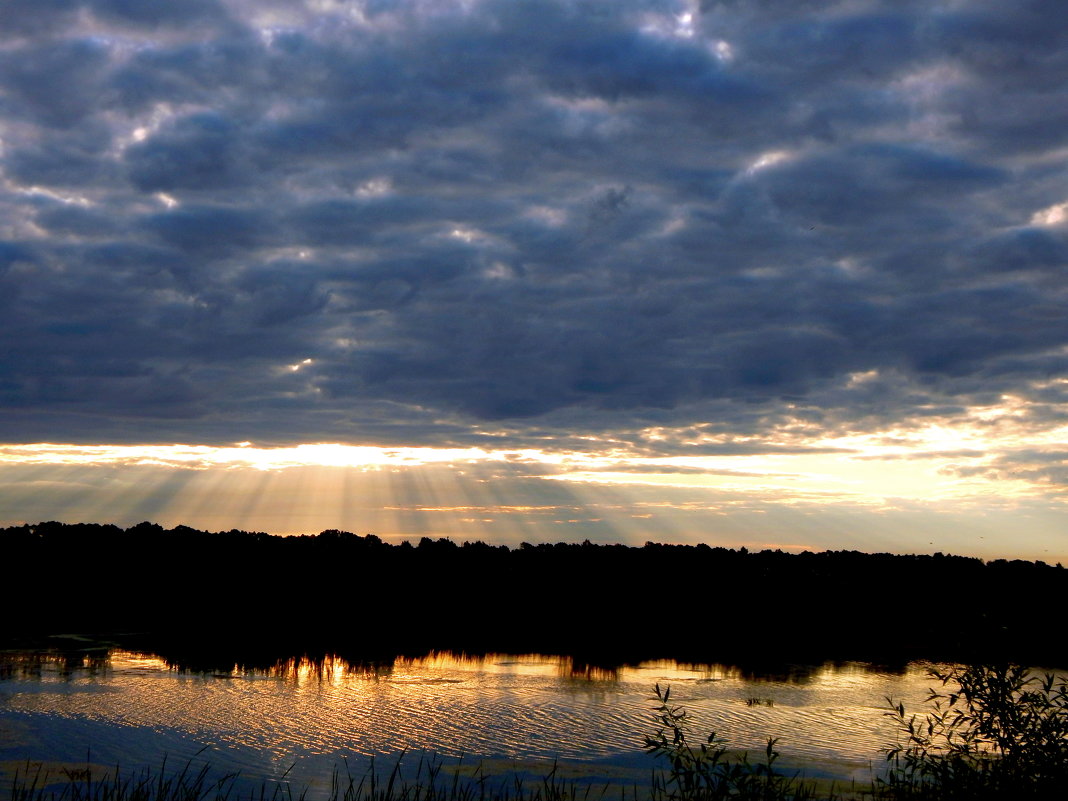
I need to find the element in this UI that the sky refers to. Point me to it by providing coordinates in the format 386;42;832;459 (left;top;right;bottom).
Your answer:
1;0;1067;561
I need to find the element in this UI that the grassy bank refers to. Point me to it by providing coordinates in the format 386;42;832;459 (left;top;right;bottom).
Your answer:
6;665;1066;801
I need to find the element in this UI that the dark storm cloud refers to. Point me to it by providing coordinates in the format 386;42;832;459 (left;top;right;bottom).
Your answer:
1;0;1067;447
0;38;113;129
0;0;231;34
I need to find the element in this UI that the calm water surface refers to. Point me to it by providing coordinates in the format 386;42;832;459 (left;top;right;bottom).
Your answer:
0;649;944;792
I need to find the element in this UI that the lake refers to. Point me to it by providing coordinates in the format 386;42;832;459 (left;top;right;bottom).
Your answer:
0;645;952;795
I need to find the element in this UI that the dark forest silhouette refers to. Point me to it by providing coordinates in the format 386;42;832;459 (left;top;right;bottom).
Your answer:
4;521;1066;671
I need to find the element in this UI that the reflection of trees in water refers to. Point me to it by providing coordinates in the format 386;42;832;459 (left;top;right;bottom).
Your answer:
263;654;397;681
0;640;886;687
0;644;110;681
715;659;910;685
153;650;621;682
5;521;1067;670
1;642;911;690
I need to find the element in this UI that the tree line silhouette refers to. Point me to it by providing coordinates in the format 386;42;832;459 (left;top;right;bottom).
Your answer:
4;521;1065;671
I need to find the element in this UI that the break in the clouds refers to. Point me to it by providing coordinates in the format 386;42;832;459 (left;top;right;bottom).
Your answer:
2;0;1068;539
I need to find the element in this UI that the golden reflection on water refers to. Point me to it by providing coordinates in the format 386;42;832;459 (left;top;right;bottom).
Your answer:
264;655;354;686
254;652;626;684
190;651;912;697
1;648;943;783
0;648;114;681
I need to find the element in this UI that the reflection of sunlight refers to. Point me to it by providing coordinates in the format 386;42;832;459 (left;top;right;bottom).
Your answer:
270;655;351;687
112;651;173;674
245;651;926;691
393;652;622;682
7;647;951;775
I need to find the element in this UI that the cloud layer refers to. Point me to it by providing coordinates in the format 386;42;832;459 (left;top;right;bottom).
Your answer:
2;0;1067;474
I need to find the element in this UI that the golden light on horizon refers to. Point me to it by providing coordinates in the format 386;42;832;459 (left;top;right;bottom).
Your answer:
0;395;1064;507
2;390;1066;562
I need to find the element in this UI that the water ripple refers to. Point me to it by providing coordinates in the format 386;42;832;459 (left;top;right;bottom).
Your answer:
1;651;939;780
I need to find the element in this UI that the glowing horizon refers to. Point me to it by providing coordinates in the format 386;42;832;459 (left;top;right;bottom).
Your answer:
2;387;1065;506
2;409;1067;564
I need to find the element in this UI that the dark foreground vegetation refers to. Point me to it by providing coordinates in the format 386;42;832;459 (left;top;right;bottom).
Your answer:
645;663;1068;800
4;521;1067;671
6;665;1067;801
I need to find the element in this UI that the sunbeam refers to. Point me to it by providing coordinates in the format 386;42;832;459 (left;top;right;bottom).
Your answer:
0;434;1066;561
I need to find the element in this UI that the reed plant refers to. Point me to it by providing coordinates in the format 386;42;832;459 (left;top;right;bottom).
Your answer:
643;684;824;800
644;666;1068;800
327;754;612;801
5;754;615;801
8;756;241;801
879;663;1068;800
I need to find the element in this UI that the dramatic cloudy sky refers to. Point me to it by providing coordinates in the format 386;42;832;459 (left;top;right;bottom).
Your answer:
2;0;1067;559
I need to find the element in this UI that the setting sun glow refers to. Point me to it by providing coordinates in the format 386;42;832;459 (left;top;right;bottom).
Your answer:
3;392;1066;562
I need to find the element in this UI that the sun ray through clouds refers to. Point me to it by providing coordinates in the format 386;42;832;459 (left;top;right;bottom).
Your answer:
2;0;1068;566
2;425;1064;560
